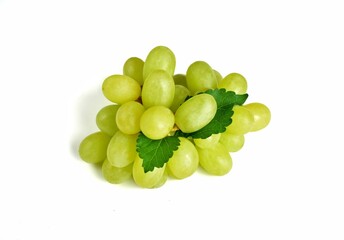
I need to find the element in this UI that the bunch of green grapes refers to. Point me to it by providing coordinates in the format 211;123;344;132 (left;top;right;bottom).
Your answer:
78;46;271;188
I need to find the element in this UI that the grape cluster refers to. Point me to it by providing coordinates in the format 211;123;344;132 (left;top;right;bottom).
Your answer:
78;46;271;188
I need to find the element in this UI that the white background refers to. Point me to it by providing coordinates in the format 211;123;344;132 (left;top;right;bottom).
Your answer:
1;0;343;239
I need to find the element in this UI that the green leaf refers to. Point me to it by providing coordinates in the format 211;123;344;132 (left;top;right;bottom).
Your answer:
175;89;248;139
136;133;180;173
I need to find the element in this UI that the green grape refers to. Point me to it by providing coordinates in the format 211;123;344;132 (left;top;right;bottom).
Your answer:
197;143;232;176
175;94;217;133
102;158;132;184
107;131;137;168
123;57;144;85
140;106;175;140
213;69;223;84
142;46;176;80
186;61;217;95
102;74;141;104
220;131;245;152
79;132;111;164
167;137;199;179
141;69;175;108
173;74;187;87
96;104;120;136
132;156;166;188
218;73;247;94
226;105;254;134
244;102;271;131
194;133;221;149
153;168;168;188
116;101;145;135
170;85;190;112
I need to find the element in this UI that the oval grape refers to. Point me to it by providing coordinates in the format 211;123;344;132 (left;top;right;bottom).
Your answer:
102;74;141;104
175;94;217;133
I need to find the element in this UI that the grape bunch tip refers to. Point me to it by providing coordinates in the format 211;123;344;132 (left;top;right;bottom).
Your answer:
78;45;271;189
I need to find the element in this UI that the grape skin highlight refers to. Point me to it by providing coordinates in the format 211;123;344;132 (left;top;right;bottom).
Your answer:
244;102;271;132
167;137;199;179
141;69;175;108
107;131;138;168
175;94;217;133
143;46;176;80
116;101;145;135
186;61;217;95
218;73;248;94
102;74;141;104
140;106;175;140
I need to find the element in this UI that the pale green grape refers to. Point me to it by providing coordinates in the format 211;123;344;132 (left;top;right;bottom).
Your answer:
141;69;175;108
170;85;190;112
244;102;271;131
102;158;132;184
175;94;217;133
102;74;141;104
197;143;232;176
153;169;168;188
123;57;144;85
167;137;199;179
220;131;245;152
213;69;223;84
218;73;247;94
226;105;254;134
96;105;120;136
194;133;221;149
107;131;137;168
173;74;187;87
140;106;175;140
132;156;166;188
79;132;111;164
116;101;145;135
143;46;176;80
186;61;217;95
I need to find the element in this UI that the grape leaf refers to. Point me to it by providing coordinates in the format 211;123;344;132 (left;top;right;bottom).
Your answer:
136;133;180;173
175;89;248;139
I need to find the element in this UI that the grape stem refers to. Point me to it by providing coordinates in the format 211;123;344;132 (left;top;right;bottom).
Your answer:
168;125;180;136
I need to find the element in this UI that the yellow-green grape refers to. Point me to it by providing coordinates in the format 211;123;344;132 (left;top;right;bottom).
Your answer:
186;61;217;95
167;137;199;179
116;101;145;135
175;94;217;133
102;158;132;184
153;169;168;188
194;133;221;149
219;131;245;152
107;131;137;168
140;106;175;140
102;75;141;104
143;46;176;80
197;143;232;176
218;73;247;94
170;85;190;113
173;74;187;87
141;69;175;108
123;57;144;85
132;156;166;188
79;132;111;164
226;105;254;134
244;102;271;131
96;105;120;136
213;69;223;84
